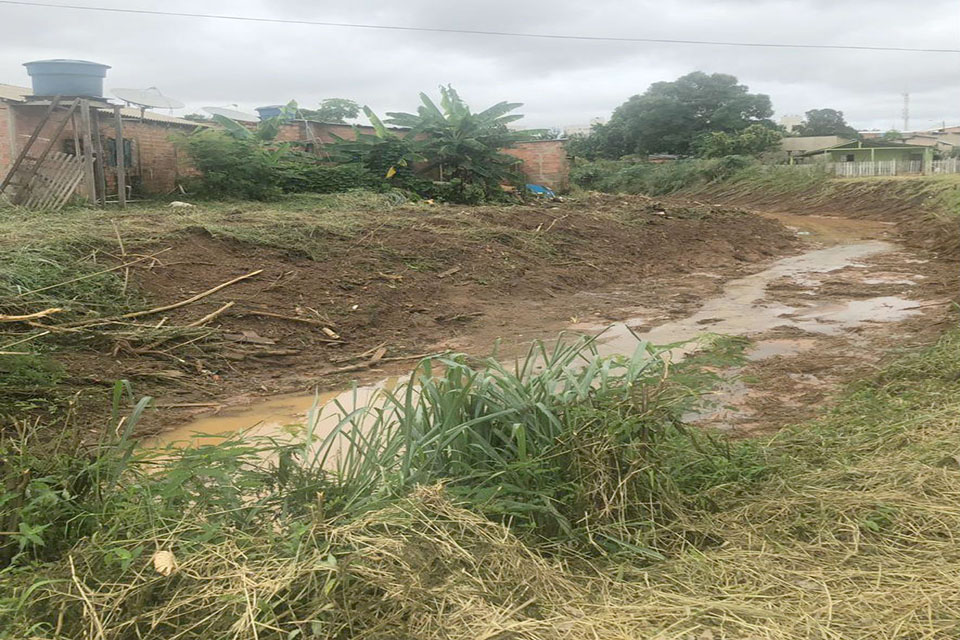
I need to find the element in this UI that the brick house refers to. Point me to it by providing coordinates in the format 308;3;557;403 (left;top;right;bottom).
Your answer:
0;83;204;196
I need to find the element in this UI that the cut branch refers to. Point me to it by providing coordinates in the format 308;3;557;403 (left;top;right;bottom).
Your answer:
0;308;63;323
63;270;263;328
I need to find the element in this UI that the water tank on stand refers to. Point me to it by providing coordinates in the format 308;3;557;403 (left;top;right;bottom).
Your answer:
23;59;111;97
256;105;284;120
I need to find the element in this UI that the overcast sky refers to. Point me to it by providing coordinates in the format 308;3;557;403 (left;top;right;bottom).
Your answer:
1;0;958;131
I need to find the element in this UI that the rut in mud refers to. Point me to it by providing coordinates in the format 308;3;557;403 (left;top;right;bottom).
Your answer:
162;210;955;445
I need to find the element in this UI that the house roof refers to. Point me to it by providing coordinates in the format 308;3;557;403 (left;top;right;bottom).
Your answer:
829;139;926;149
0;83;205;127
802;138;931;156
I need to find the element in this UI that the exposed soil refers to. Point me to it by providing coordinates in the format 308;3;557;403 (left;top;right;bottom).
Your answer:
27;186;957;441
160;206;957;445
695;176;960;257
50;194;800;433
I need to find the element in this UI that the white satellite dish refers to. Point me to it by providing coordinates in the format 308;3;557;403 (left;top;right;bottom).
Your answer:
113;87;184;110
203;106;259;123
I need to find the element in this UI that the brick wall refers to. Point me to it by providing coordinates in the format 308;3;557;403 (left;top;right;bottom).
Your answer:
288;121;570;190
4;102;195;197
0;103;13;178
501;140;570;191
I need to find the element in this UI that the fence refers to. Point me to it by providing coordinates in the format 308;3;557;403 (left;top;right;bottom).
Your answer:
790;158;960;177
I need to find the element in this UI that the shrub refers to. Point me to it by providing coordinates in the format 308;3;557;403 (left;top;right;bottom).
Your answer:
180;130;284;200
277;160;379;194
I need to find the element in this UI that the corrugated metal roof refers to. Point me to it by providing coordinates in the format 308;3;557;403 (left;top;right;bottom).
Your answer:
0;82;205;127
0;83;29;102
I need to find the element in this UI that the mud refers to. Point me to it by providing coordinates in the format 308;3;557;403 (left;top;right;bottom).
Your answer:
59;195;796;435
159;209;956;445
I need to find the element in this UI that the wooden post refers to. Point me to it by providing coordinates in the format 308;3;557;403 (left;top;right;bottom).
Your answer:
113;105;126;208
78;100;96;204
91;107;107;206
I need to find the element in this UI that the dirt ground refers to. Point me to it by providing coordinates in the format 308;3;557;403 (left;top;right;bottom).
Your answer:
43;194;798;433
19;187;956;439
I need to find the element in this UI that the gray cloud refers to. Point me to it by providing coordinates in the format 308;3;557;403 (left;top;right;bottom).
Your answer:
0;0;956;131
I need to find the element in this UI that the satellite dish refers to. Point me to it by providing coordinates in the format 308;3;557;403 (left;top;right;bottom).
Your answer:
203;106;259;123
112;87;184;110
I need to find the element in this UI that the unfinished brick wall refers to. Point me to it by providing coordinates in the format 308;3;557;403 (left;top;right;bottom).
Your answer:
501;140;570;191
4;103;197;196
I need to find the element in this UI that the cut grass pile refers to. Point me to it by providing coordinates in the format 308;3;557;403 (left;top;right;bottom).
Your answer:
2;325;960;638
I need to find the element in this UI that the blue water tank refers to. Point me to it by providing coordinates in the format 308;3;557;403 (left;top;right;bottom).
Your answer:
23;59;111;97
256;105;284;120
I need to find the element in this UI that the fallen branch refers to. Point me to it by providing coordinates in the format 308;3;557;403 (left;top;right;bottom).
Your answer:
64;269;263;328
0;308;63;323
320;351;439;377
186;302;235;328
331;341;389;364
0;330;50;351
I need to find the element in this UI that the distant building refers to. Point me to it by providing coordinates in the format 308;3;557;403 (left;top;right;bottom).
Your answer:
562;117;605;137
778;114;804;133
780;135;852;158
801;139;933;169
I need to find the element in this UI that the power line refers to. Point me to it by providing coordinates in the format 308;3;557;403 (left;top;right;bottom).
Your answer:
2;0;959;54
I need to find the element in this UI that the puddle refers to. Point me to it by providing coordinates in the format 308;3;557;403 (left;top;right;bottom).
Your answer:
588;241;905;357
150;378;401;449
154;213;929;448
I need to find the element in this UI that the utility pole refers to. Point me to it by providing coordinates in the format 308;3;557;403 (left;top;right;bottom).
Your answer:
902;92;910;132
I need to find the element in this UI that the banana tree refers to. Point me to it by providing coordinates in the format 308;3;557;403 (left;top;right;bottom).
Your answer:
384;86;544;195
211;100;299;142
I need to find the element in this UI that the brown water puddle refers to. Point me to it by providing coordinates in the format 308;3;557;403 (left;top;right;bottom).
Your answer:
153;212;931;447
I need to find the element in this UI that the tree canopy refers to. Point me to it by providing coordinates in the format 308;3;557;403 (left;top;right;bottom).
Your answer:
300;98;361;124
796;109;860;138
582;72;775;158
694;124;783;158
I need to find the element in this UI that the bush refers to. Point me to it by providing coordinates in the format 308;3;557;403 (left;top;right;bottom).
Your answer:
180;130;284;200
277;160;379;194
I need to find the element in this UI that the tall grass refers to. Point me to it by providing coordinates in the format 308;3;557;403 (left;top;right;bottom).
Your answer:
300;336;703;548
571;156;834;197
0;335;740;637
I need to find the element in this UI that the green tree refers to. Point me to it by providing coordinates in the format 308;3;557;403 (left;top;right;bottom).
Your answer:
881;129;903;142
796;109;860;138
300;98;360;123
588;72;774;158
382;85;542;199
695;124;783;158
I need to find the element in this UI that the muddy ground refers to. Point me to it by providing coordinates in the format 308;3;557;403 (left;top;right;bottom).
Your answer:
28;194;796;433
8;188;956;439
158;201;957;442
